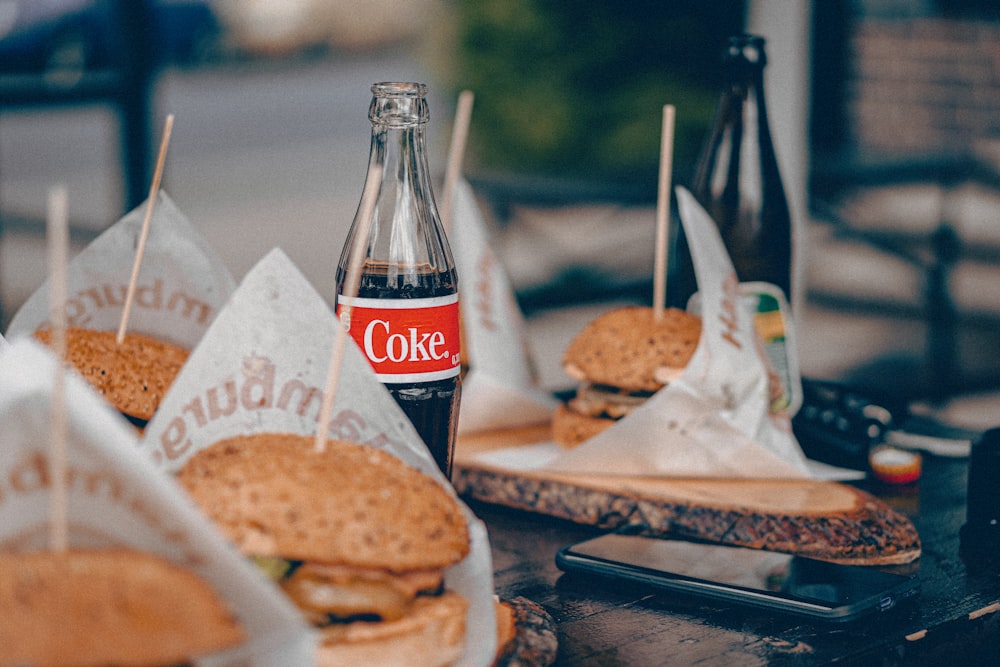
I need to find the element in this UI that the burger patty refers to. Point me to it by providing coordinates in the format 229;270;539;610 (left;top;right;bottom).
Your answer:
568;383;657;420
254;557;445;626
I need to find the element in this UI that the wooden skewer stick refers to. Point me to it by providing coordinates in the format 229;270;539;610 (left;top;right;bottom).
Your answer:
440;90;475;371
117;114;175;344
653;104;676;321
47;185;69;553
440;90;475;234
314;163;383;454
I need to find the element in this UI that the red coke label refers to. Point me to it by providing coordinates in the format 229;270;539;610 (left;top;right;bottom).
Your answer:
338;294;461;382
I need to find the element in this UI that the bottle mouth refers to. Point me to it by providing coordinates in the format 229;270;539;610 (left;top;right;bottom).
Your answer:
369;82;429;126
726;34;766;66
372;82;428;97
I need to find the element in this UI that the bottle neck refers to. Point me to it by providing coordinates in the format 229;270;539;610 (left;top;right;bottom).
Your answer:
721;36;768;119
365;81;436;218
368;122;433;199
338;83;454;291
723;66;765;104
684;34;791;299
721;69;774;164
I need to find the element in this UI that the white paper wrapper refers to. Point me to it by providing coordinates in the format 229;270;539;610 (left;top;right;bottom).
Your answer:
6;191;236;348
449;179;557;433
545;187;812;478
0;339;313;665
141;247;497;667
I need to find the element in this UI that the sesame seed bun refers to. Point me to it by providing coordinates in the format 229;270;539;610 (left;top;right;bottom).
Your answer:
0;548;244;667
554;306;701;448
561;306;701;393
34;327;188;425
550;403;616;448
177;433;469;572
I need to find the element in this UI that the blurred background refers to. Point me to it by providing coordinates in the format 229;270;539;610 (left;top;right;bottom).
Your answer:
0;0;998;428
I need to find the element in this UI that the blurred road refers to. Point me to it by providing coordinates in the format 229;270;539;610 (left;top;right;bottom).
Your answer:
3;47;1000;428
0;46;448;313
0;47;954;395
0;47;614;391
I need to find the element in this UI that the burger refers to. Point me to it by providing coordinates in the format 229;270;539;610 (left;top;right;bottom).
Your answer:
552;306;701;448
34;327;188;430
177;433;471;667
0;547;244;666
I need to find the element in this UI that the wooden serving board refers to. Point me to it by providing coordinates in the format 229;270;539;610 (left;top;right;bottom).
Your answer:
494;596;557;667
454;425;921;566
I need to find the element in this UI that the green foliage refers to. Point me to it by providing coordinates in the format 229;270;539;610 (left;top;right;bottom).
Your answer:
445;0;745;192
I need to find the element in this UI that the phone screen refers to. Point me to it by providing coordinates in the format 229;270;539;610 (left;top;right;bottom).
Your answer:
556;532;919;622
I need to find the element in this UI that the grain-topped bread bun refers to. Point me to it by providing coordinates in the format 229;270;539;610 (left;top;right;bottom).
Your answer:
34;327;188;429
316;592;468;667
0;547;244;667
562;306;701;391
550;402;620;449
177;433;471;667
178;433;469;570
553;306;701;448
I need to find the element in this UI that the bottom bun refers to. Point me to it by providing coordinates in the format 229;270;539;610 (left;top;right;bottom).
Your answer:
316;591;468;667
0;548;243;667
551;403;616;448
494;599;516;651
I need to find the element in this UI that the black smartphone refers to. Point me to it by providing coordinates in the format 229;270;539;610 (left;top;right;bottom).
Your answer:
556;530;919;622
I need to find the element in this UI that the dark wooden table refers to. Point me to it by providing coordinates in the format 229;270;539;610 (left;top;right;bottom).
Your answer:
471;451;1000;665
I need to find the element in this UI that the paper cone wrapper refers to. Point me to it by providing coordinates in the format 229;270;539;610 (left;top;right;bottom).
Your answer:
449;178;556;433
460;369;559;434
546;187;811;479
0;339;313;664
6;191;236;348
141;247;497;667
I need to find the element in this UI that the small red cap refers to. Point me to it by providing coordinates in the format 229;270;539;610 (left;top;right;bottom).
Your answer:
869;445;922;485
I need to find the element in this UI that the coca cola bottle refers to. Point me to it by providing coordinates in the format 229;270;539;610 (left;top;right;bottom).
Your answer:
669;33;793;308
670;34;799;412
336;82;461;477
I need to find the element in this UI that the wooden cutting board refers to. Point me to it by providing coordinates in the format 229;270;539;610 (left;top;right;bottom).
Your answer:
454;425;921;566
494;596;557;667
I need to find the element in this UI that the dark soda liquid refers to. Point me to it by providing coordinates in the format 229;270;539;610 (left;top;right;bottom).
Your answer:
337;261;461;478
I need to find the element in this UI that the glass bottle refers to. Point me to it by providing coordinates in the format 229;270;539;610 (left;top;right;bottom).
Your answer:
336;82;461;477
669;33;793;308
670;34;799;413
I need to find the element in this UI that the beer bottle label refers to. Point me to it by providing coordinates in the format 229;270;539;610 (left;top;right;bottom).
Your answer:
740;282;801;417
686;282;801;416
337;294;461;382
